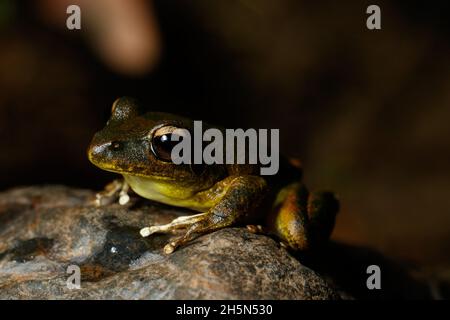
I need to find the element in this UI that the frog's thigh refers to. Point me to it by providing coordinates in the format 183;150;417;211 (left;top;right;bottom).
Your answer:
270;182;309;250
164;175;267;253
271;183;339;250
140;212;208;237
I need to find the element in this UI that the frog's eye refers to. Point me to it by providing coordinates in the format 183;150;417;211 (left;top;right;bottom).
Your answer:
150;126;185;162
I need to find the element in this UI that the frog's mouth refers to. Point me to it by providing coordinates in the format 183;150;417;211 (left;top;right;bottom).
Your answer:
87;147;176;183
88;155;174;181
87;144;131;176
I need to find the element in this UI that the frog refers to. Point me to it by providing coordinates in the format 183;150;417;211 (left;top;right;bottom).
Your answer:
87;97;339;254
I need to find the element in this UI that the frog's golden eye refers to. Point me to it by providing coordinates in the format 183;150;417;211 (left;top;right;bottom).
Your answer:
150;125;184;162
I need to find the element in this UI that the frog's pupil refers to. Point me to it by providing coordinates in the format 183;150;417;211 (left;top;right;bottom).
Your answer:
152;133;177;161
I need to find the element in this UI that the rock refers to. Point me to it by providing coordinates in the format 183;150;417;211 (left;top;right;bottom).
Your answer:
0;186;340;300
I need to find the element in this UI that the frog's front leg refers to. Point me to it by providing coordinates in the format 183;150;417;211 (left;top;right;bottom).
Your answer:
141;175;267;254
140;212;209;237
94;179;130;206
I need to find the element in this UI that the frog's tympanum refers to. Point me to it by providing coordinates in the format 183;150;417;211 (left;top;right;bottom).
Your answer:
88;97;339;254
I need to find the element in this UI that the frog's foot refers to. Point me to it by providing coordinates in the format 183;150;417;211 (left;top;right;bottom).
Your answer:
246;224;264;234
164;209;246;254
140;211;227;254
140;212;208;237
161;213;227;254
94;179;130;206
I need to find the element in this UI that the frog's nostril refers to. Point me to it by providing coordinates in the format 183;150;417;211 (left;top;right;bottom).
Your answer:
91;145;105;155
91;142;111;156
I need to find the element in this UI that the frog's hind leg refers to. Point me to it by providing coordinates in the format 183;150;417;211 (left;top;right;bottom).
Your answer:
269;183;339;251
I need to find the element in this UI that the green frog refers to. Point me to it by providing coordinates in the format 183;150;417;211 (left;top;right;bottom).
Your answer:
88;97;339;254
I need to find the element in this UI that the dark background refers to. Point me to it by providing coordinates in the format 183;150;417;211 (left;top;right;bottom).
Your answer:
0;0;449;269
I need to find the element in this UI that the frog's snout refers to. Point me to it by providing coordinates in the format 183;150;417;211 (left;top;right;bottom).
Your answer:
88;134;126;172
88;140;113;166
89;142;108;158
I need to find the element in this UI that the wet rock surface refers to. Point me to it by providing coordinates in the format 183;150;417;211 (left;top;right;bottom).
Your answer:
0;186;341;300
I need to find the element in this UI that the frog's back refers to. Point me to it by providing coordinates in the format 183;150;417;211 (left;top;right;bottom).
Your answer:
227;156;302;188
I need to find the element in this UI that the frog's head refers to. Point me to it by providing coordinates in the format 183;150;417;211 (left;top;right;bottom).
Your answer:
88;97;225;195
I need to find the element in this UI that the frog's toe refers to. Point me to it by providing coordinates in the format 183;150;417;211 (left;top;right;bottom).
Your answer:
163;242;177;254
94;193;116;206
118;193;130;205
140;226;162;237
118;183;130;205
246;224;264;234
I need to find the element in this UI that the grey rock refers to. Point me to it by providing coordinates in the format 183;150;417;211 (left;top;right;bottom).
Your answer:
0;186;340;300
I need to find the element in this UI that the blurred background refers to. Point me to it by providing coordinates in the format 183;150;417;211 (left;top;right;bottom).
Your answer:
0;0;449;270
